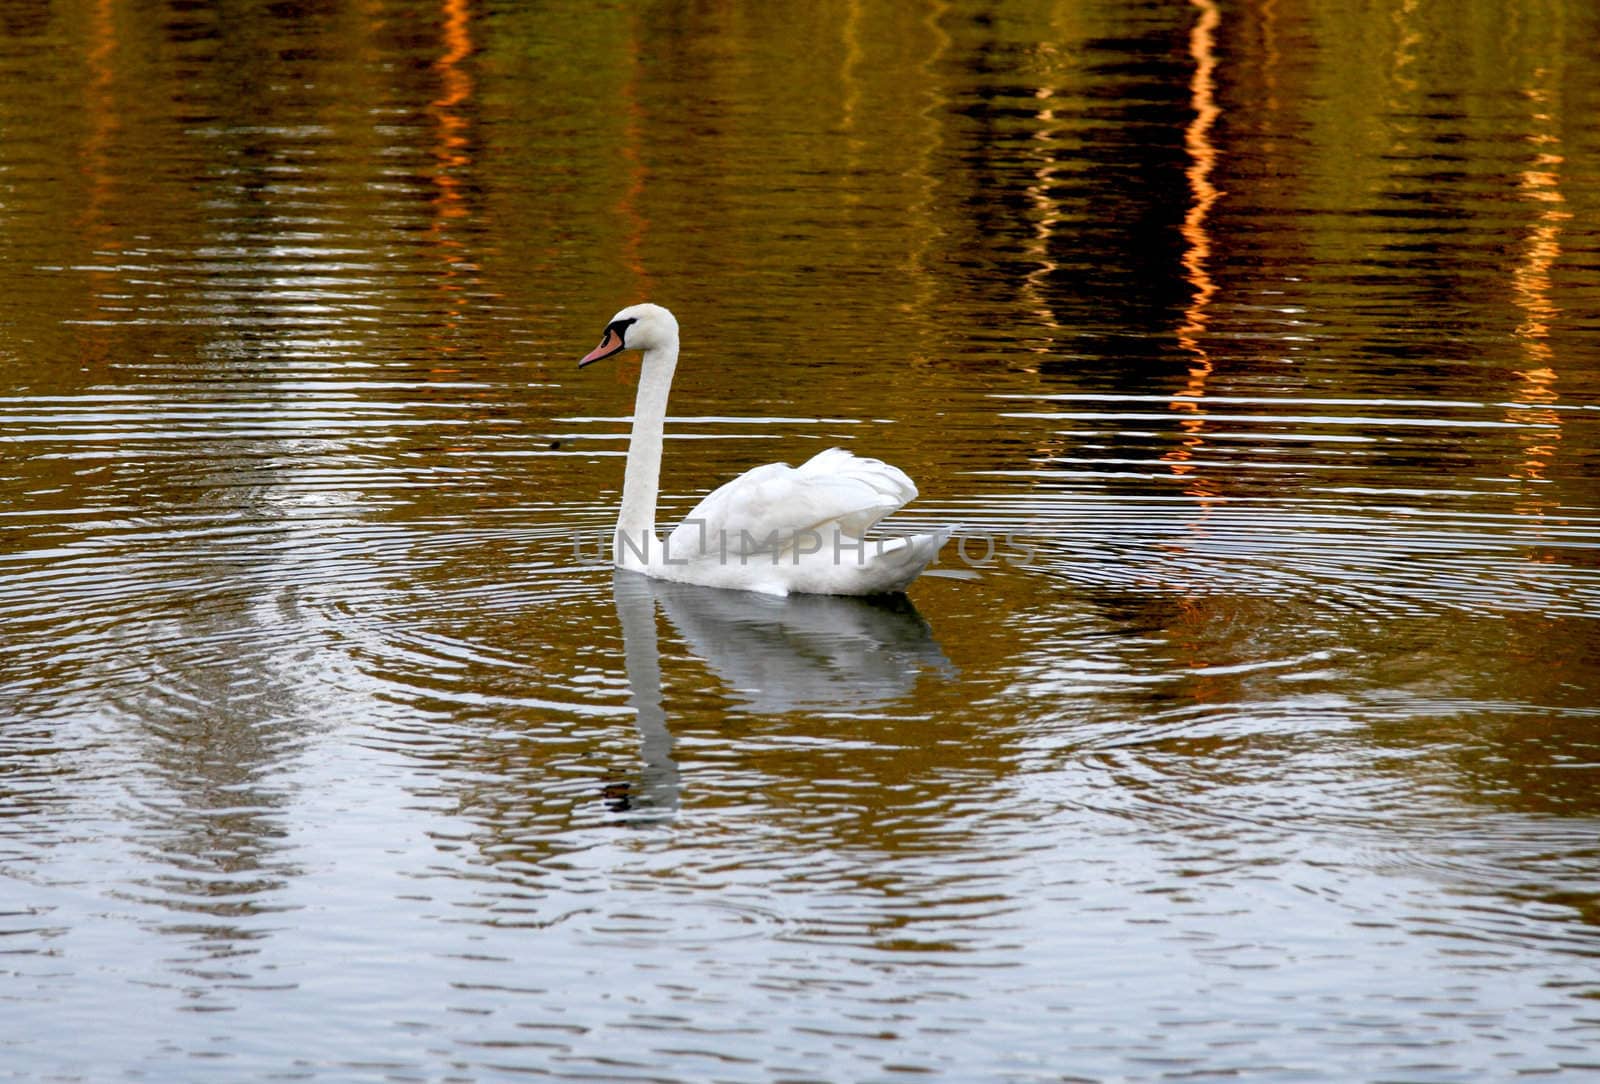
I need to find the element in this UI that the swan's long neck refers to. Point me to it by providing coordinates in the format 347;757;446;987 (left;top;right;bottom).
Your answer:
615;338;678;569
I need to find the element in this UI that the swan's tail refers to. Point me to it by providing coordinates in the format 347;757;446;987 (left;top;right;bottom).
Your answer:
869;527;952;594
791;526;949;596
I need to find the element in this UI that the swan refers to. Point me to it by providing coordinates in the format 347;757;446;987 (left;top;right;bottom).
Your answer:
579;302;949;596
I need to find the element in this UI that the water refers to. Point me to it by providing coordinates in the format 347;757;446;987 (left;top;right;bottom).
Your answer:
3;1;1600;1080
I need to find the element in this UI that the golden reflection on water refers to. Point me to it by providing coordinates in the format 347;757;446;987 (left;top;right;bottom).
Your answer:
428;0;474;271
1507;68;1568;516
1016;7;1078;341
1019;80;1064;339
1166;0;1222;503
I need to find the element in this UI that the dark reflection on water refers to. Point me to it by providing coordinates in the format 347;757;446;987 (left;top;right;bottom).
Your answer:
3;0;1600;1080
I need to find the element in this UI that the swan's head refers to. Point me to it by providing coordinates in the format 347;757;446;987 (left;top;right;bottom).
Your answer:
578;303;678;368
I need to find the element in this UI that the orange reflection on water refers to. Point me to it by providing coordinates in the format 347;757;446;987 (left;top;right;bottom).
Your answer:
79;0;121;343
426;0;475;352
431;0;473;222
1166;0;1223;504
1510;157;1568;365
1506;80;1569;515
1259;0;1281;113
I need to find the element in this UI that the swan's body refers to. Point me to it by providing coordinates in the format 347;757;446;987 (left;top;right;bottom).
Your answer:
579;303;948;596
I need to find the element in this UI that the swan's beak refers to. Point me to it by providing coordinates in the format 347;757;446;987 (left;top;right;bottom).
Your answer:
579;328;627;368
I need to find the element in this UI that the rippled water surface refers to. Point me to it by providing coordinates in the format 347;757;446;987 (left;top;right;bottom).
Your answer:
4;1;1600;1080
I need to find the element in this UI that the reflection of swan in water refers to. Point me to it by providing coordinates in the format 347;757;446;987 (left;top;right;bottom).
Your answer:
608;571;953;819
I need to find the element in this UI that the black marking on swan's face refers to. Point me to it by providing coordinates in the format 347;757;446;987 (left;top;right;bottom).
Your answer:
579;316;638;368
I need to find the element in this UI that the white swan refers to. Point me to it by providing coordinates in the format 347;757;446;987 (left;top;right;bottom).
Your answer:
579;303;949;596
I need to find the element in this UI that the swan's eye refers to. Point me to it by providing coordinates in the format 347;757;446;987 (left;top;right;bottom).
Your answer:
606;317;638;344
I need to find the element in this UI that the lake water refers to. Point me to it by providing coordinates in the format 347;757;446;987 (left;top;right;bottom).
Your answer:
3;1;1600;1080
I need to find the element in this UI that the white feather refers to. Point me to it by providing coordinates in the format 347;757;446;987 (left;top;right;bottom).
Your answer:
667;448;915;560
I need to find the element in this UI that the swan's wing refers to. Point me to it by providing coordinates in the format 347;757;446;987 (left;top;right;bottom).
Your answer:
667;447;917;560
794;447;917;532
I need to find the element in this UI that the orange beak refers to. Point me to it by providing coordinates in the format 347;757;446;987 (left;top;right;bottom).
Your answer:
579;328;627;368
